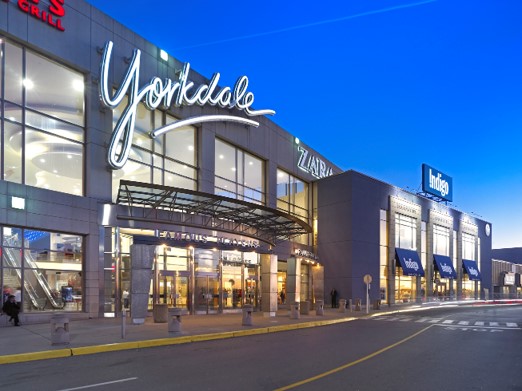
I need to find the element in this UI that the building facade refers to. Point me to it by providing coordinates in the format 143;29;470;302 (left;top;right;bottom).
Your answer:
317;170;492;306
0;1;493;324
491;248;522;299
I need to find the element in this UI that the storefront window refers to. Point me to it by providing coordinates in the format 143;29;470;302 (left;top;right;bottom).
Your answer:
433;225;450;256
395;214;416;250
1;227;83;312
462;232;476;260
215;139;264;204
111;104;198;199
1;37;85;195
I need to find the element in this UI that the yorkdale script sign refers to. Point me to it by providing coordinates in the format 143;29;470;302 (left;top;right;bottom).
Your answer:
99;41;275;169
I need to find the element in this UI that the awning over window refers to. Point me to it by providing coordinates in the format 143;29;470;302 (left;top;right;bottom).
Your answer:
433;255;457;279
395;248;425;277
462;259;481;281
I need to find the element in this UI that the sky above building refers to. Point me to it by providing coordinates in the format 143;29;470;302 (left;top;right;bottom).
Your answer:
86;0;522;249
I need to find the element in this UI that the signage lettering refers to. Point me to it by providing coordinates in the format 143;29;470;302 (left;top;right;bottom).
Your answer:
297;146;333;179
422;164;453;202
440;263;453;275
403;258;419;271
159;231;260;249
468;266;478;277
294;248;318;261
99;41;275;169
7;0;66;32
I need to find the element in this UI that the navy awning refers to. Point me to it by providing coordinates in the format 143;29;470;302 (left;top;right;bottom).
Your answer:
395;248;425;277
433;255;457;279
462;259;481;281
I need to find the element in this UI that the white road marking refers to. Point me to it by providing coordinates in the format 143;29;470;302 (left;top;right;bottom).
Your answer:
458;321;469;325
442;320;454;324
506;323;518;327
55;377;138;391
490;322;499;327
474;321;484;326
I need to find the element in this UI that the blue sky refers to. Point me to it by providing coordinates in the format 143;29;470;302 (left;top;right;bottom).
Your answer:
86;0;522;249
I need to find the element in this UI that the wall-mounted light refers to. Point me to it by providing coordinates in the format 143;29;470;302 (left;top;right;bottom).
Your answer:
294;137;300;145
11;196;25;210
160;49;168;62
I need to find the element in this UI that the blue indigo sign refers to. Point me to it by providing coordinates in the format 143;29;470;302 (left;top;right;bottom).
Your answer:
422;164;453;202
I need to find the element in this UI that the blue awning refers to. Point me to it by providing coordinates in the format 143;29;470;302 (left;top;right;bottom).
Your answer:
433;255;457;279
395;248;425;277
462;259;481;281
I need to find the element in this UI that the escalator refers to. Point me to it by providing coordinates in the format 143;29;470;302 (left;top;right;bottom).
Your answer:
3;237;64;310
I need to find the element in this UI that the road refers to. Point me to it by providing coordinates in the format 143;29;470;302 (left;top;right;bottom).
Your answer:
1;305;521;391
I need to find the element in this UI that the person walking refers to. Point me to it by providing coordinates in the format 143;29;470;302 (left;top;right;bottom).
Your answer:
330;288;338;308
2;295;21;326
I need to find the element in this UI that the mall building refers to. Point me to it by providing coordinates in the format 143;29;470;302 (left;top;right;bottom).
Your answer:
0;1;492;324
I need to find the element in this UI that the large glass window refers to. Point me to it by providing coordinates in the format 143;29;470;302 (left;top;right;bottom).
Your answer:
433;225;450;256
1;227;83;312
276;169;309;221
111;101;198;199
0;37;85;195
215;139;264;204
462;232;476;260
395;214;417;250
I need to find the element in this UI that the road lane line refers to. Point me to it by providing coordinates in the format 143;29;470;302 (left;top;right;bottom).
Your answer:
55;377;138;391
273;325;435;391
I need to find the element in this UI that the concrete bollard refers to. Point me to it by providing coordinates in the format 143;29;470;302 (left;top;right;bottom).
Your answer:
153;303;168;323
348;299;353;312
338;299;347;313
168;308;182;332
316;300;324;316
290;302;300;319
51;315;70;345
242;304;254;326
355;298;362;311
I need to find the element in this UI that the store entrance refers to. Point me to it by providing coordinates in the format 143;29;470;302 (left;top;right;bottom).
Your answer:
195;273;219;314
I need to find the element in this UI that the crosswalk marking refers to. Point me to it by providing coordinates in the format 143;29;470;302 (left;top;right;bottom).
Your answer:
429;319;443;323
371;316;520;329
415;318;430;323
442;320;454;324
490;322;499;327
458;321;469;326
507;323;518;327
474;321;484;326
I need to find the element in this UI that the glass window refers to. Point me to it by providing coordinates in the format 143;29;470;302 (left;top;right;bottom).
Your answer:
462;232;475;260
215;139;264;204
276;169;309;222
395;213;416;250
1;227;83;312
0;37;85;196
433;225;450;256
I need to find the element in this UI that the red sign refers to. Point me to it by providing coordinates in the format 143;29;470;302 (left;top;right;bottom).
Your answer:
3;0;66;32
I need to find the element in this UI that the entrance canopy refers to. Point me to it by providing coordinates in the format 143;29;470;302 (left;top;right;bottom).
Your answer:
116;180;312;246
433;255;457;279
462;259;481;281
395;248;425;277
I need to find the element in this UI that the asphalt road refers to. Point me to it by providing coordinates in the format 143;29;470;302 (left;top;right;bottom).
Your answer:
1;305;521;391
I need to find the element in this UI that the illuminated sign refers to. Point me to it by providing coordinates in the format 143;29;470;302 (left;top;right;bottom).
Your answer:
294;248;318;261
422;164;453;202
159;231;260;249
297;146;333;179
3;0;66;32
99;41;275;169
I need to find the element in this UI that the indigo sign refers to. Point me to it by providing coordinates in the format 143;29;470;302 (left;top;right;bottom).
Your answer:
422;164;453;202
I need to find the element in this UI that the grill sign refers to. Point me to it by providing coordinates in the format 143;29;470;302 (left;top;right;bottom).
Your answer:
3;0;65;32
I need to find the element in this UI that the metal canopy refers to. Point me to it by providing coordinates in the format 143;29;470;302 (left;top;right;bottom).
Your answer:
116;180;312;245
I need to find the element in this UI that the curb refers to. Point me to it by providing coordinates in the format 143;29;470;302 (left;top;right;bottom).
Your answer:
0;315;363;365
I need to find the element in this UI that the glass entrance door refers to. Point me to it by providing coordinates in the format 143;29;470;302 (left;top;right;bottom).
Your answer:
195;274;219;314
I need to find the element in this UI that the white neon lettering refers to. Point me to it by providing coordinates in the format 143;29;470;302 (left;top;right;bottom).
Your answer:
99;41;275;169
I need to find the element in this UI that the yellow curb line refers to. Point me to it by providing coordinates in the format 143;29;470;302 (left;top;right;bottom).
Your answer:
0;348;71;364
0;315;369;364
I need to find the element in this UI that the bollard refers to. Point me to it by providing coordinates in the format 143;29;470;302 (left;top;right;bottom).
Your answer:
373;299;381;310
300;301;310;315
316;300;324;316
348;299;353;312
153;303;168;323
121;309;127;339
242;304;253;326
168;308;182;332
51;315;70;345
338;299;347;313
290;302;300;319
355;298;362;311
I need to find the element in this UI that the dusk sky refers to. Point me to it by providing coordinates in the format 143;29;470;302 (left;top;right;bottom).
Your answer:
86;0;522;249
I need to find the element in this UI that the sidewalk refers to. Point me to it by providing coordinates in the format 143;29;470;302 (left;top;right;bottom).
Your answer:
1;300;520;365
